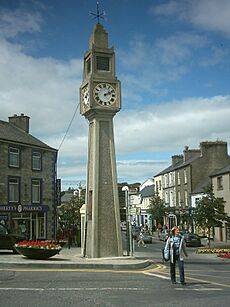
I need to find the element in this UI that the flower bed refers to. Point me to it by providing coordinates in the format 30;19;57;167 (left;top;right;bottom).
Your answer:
196;248;230;254
14;240;62;259
217;253;230;259
15;240;62;250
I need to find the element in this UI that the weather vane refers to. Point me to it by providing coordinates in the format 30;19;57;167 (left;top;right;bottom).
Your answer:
89;1;106;24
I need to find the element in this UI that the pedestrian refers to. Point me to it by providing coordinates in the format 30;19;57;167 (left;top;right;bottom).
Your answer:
164;226;188;285
56;226;64;242
67;227;73;249
157;223;162;239
137;229;146;247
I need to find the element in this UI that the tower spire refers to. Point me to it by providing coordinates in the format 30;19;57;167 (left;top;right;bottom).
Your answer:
89;1;106;24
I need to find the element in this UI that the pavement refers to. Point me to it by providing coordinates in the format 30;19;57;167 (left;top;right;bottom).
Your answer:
0;236;229;271
200;238;230;249
0;246;154;271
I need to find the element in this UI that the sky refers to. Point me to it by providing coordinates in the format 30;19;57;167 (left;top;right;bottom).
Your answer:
0;0;230;190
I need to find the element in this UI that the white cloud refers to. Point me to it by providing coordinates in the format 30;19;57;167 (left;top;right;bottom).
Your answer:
188;0;230;37
0;36;83;139
117;160;170;183
155;32;208;65
1;27;229;184
57;95;230;185
1;3;230;188
114;96;230;155
118;30;228;105
0;7;43;38
151;0;230;37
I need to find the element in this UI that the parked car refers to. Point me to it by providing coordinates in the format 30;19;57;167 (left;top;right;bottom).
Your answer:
183;233;201;247
0;223;25;253
132;226;140;240
159;229;169;241
143;231;152;244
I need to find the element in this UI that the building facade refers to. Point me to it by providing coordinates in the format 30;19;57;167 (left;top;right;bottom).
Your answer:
211;165;230;241
127;180;155;229
0;114;58;240
154;141;230;233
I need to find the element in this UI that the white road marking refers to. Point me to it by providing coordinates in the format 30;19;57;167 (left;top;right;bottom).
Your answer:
144;272;170;280
144;270;230;289
175;288;223;291
0;287;148;292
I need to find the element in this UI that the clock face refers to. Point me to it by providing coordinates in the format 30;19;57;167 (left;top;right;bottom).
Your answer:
82;85;90;106
93;83;116;106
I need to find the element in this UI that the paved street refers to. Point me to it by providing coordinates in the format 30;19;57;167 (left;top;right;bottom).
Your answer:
0;238;229;307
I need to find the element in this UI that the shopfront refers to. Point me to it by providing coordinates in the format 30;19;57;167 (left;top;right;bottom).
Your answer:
0;204;49;240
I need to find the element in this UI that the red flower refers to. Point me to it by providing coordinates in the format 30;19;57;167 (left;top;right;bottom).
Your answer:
15;240;61;250
217;253;230;259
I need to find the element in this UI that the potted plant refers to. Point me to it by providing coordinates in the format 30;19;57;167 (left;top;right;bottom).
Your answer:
14;240;62;260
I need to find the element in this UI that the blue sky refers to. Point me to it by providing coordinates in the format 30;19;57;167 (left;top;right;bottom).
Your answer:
1;0;230;190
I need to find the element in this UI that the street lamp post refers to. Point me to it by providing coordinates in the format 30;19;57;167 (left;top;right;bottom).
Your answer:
128;202;134;256
122;186;133;256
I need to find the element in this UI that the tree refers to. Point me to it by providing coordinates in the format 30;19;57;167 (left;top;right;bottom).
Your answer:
148;193;166;229
58;189;85;229
63;196;84;229
194;184;227;248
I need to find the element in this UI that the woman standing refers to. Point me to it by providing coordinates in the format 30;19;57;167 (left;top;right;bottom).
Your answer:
137;227;146;247
164;226;188;285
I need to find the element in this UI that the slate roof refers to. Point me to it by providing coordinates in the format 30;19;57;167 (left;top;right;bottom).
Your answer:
0;120;56;151
190;177;211;194
61;192;74;203
210;164;230;177
154;160;183;177
154;155;201;177
139;185;154;198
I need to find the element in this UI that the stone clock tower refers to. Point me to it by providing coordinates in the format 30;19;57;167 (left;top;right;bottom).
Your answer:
80;23;123;258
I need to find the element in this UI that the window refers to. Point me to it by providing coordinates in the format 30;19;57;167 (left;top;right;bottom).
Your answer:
169;172;173;185
170;191;174;207
0;224;8;234
165;191;169;204
9;147;20;168
177;172;180;185
159;180;162;190
32;179;41;203
184;169;187;184
96;56;110;71
38;213;45;238
86;58;91;74
164;174;168;187
8;177;20;203
32;151;42;170
184;190;188;206
217;176;223;190
178;191;181;206
155;181;158;192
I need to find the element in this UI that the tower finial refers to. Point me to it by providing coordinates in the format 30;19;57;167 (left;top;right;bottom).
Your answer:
89;1;106;24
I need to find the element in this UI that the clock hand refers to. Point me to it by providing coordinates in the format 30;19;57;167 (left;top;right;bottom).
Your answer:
104;90;113;96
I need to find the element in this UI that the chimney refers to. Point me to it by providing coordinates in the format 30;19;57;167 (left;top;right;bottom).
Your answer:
8;113;30;133
183;146;200;162
200;141;228;159
172;155;183;166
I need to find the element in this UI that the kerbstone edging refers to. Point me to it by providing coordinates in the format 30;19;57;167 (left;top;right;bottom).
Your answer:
0;259;153;270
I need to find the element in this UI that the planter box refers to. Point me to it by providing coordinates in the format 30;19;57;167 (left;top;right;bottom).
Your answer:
15;246;61;260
